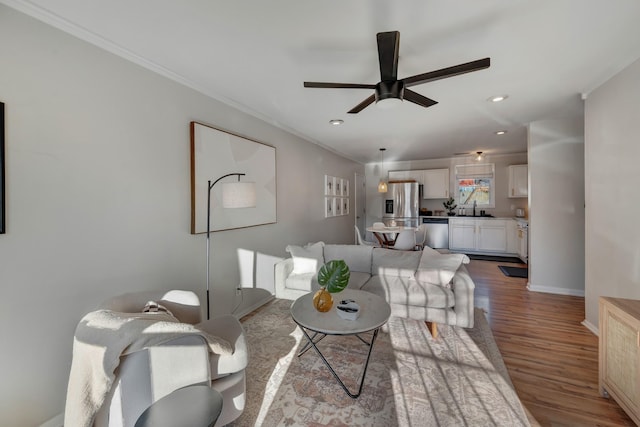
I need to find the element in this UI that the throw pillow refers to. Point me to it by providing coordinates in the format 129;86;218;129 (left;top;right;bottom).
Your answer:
286;241;325;275
415;249;470;288
142;300;175;317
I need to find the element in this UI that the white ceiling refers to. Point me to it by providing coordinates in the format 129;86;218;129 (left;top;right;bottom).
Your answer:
5;0;640;163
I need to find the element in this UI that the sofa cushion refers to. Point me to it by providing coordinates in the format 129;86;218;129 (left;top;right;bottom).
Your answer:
285;272;317;291
286;241;325;274
323;244;373;273
415;247;470;288
371;248;421;278
362;276;455;309
346;271;372;290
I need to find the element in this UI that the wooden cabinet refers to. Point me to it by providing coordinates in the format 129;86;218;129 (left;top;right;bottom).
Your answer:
388;170;424;184
508;165;528;198
599;297;640;426
449;218;508;253
422;168;450;199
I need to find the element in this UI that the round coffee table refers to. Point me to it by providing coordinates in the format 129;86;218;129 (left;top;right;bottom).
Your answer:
290;288;391;398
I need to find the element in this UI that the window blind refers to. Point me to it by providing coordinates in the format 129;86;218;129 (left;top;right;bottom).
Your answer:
455;163;495;178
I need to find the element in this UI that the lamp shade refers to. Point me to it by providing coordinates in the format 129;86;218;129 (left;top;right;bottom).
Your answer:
222;182;256;208
378;180;388;193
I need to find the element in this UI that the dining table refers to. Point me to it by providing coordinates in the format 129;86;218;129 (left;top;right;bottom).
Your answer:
365;225;415;248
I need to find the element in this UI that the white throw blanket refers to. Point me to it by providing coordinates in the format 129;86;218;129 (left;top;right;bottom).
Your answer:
64;310;233;427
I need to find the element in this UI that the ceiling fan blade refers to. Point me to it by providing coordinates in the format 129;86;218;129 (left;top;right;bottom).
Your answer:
348;94;376;114
402;57;490;87
404;89;438;108
304;82;376;89
377;31;400;81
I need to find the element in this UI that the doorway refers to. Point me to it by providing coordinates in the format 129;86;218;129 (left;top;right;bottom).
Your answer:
354;173;366;243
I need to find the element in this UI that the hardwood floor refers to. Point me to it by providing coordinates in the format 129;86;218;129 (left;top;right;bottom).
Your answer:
466;259;635;427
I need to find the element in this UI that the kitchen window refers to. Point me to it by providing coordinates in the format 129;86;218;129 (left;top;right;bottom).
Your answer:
455;163;495;208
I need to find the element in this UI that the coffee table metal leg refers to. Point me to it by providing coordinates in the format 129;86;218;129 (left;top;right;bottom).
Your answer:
297;331;327;357
297;326;380;399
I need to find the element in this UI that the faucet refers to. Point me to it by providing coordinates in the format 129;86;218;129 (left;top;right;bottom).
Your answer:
473;200;477;217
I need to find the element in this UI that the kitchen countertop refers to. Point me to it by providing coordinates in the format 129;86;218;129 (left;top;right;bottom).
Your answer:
419;215;528;222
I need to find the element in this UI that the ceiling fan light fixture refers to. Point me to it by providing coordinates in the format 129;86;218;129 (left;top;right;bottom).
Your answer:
376;97;403;109
375;80;404;109
495;130;506;135
329;119;344;126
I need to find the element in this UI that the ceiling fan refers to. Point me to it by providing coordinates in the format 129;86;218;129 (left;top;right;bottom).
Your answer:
304;31;490;114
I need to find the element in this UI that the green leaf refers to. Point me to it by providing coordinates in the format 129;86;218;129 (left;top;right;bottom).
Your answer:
317;259;350;293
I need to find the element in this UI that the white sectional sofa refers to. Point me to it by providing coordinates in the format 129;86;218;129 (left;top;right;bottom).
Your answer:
275;242;476;330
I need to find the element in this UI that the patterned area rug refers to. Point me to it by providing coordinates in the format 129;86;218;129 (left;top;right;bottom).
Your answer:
231;299;531;427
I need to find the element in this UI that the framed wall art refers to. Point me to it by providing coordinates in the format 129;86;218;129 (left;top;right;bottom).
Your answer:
190;121;276;234
323;174;350;218
324;197;335;218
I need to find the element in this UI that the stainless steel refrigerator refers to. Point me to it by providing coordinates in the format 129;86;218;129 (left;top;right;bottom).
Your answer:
382;182;420;227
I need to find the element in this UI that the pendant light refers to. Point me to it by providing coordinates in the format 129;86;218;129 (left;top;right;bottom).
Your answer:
475;151;484;161
378;148;388;193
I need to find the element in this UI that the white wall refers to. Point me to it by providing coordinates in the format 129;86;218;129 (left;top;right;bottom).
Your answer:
0;6;363;426
364;152;528;225
527;117;585;296
584;57;640;331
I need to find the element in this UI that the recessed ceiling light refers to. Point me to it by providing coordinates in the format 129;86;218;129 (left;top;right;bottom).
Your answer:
329;119;344;126
488;95;508;102
495;130;507;135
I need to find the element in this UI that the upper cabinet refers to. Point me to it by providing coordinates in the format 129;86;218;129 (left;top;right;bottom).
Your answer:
508;165;528;198
388;170;425;184
423;168;450;199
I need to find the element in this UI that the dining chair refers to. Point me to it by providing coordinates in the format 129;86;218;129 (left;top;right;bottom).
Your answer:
390;229;417;251
414;224;427;250
355;225;379;247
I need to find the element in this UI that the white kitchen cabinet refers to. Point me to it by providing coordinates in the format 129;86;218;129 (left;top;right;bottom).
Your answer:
449;219;476;251
477;220;508;252
517;223;528;263
422;168;450;199
388;170;424;184
449;218;510;253
508;165;528;198
506;219;518;254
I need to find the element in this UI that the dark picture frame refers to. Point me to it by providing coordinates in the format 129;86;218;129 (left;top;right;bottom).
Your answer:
0;101;4;234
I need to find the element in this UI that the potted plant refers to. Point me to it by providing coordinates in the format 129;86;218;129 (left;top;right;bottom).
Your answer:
313;259;350;312
443;197;457;216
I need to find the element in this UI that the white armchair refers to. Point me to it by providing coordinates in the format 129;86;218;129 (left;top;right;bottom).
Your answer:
93;289;247;427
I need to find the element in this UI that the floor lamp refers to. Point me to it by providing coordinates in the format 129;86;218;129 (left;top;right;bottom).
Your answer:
206;173;256;320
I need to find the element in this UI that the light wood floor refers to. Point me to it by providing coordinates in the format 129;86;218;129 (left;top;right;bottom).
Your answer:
466;259;635;427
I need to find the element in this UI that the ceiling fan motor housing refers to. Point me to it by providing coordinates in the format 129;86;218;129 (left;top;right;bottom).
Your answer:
376;80;404;102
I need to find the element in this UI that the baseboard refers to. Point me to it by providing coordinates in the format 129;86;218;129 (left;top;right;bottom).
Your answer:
526;282;585;297
39;412;63;427
582;319;599;336
233;294;274;318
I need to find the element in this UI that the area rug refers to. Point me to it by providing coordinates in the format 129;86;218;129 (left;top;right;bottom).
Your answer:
498;265;529;278
231;299;531;426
